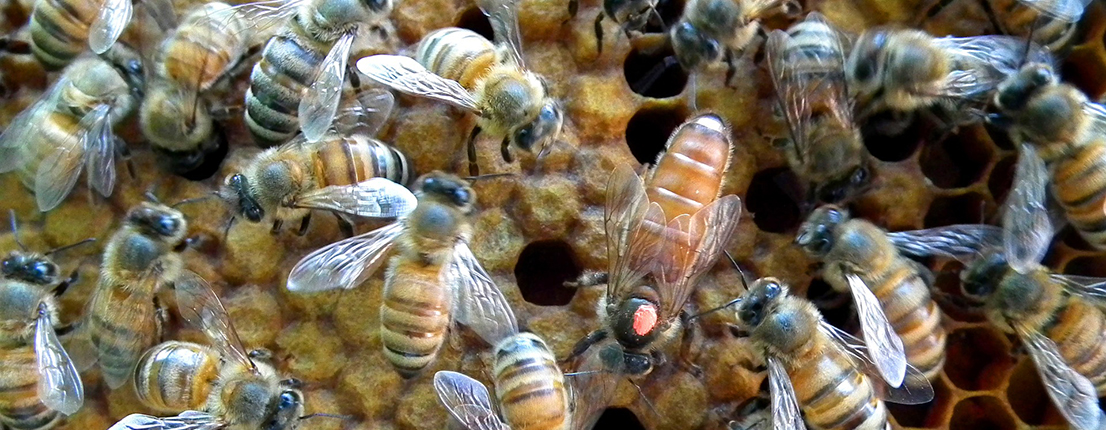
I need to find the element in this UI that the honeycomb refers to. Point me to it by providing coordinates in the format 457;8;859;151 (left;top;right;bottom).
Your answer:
2;0;1106;427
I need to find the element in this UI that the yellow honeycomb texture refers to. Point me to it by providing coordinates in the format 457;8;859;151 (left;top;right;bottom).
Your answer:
3;0;1106;428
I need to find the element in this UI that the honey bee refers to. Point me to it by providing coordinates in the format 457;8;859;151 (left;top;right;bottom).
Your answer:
218;88;413;235
920;0;1089;54
140;2;254;175
568;134;742;377
669;0;794;85
0;53;143;212
0;214;90;430
845;29;1053;124
765;12;870;204
432;281;620;430
796;205;1002;382
988;62;1106;250
566;0;658;55
25;0;171;70
356;0;564;176
243;0;394;147
112;274;308;430
732;277;934;430
287;172;514;377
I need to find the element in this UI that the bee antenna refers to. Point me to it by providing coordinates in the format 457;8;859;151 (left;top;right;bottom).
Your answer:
44;238;97;256
628;378;661;418
8;210;27;251
463;173;516;181
724;251;750;291
223;216;237;241
298;413;353;421
171;195;214;208
144;184;162;204
687;297;742;321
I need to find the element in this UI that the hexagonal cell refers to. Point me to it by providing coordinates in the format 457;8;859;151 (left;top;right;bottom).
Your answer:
1060;254;1106;277
745;167;803;233
982;122;1015;150
456;7;494;40
805;278;856;332
861;111;924;162
624;44;688;98
514;240;581;306
594;408;645;430
645;0;686;33
919;126;994;189
625;105;688;164
944;326;1016;391
1006;356;1067;426
949;395;1018;430
987;154;1015;205
924;192;986;228
931;261;987;323
888;375;954;428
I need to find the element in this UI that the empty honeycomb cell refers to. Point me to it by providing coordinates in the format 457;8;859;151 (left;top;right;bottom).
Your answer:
455;6;494;40
805;277;856;331
944;326;1016;391
887;375;953;428
923;192;987;227
625;105;689;164
987;154;1016;206
744;167;803;233
1006;357;1067;426
861;112;925;162
919;125;995;189
1060;254;1106;277
595;408;647;430
514;239;581;306
949;395;1018;430
1059;226;1096;252
650;0;687;32
930;261;989;323
624;43;688;98
982;122;1015;151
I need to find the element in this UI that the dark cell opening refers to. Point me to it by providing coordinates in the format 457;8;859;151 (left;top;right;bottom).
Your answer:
1007;358;1067;426
745;168;803;233
625;106;686;164
888;377;948;428
982;121;1015;150
1062;255;1106;277
987;155;1016;206
644;0;686;33
456;7;495;41
1060;226;1094;251
593;408;645;430
949;396;1017;430
624;45;688;98
923;193;986;228
1062;52;1106;102
514;240;581;306
944;327;1015;391
931;261;986;323
805;278;855;332
161;131;230;182
920;127;994;189
860;111;924;162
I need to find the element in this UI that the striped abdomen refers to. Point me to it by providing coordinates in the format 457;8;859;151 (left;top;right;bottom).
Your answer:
156;2;248;91
790;338;888;430
0;347;60;430
1046;140;1106;249
308;135;412;188
863;256;947;380
492;334;570;430
779;20;847;118
28;0;103;69
415;28;496;91
997;6;1080;54
87;284;160;389
645;113;732;221
134;341;219;413
245;18;329;147
1043;296;1106;394
16;110;82;191
380;257;451;377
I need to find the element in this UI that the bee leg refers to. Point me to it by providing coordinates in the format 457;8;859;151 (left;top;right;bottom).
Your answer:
500;136;514;163
676;313;704;378
334;213;354;238
153;295;168;342
271;220;284;235
564;270;609;288
724;49;737;88
116;139;137;180
348;64;362;89
52;268;80;297
467;126;482;176
296;213;312;236
594;13;605;55
564;329;609;364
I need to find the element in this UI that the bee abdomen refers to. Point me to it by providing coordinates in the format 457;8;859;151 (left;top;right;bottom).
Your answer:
647;114;732;220
493;339;568;430
380;262;451;377
245;25;326;147
134;341;219;412
1049;300;1106;394
791;348;887;430
0;348;60;430
1049;143;1106;249
1032;16;1078;53
416;28;496;90
89;302;158;387
313;137;412;188
870;267;946;379
159;5;245;90
28;0;98;69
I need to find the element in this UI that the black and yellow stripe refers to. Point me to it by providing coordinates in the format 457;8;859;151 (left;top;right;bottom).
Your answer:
380;258;451;378
492;333;569;430
0;347;60;430
415;28;496;91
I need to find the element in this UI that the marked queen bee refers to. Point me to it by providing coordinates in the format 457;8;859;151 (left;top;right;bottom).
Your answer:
286;172;514;377
356;0;563;176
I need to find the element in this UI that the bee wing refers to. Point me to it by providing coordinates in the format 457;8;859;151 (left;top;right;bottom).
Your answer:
886;224;1004;261
433;371;511;430
567;341;623;430
1017;0;1090;22
301;31;356;142
1003;144;1052;274
845;272;907;387
286;221;404;293
451;243;518;345
1015;325;1104;430
86;283;160;389
478;0;525;67
604;164;664;304
34;307;83;416
34;105;108;212
334;88;395;136
173;271;255;370
0;98;51;173
229;0;303;43
108;411;222;430
818;321;935;404
1051;274;1106;302
88;0;133;54
85;105;117;198
767;356;804;430
292;177;417;218
765;29;811;165
356;55;479;112
656;195;742;320
937;36;1050;101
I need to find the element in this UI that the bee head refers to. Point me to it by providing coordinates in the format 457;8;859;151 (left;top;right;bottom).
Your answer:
221;174;265;222
816;164;870;204
995;63;1056;113
795;205;847;257
513;99;563;155
845;30;887;94
418;173;474;212
262;381;305;430
604;0;651;30
960;252;1006;301
737;278;784;328
671;21;720;71
126;202;188;242
359;0;392;13
0;252;58;285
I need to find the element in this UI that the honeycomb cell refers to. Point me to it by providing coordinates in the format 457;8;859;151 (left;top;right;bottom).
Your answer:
805;277;855;331
887;375;953;428
1060;254;1106;277
514;239;581;306
930;261;987;323
595;408;646;430
949;395;1018;430
1006;356;1067;426
982;122;1015;150
861;112;924;162
745;167;803;233
624;43;688;98
625;105;688;164
944;326;1016;391
923;192;986;227
170;133;229;182
919;125;994;189
1064;48;1106;100
987;154;1015;206
455;7;494;40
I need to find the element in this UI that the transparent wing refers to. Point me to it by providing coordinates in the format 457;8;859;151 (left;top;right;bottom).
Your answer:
886;224;1004;261
0;94;57;173
228;0;303;42
87;282;160;389
1051;274;1106;302
34;306;83;415
1082;102;1106;138
35;108;99;212
845;272;906;387
604;164;664;305
1017;0;1090;22
819;321;935;404
334;88;395;136
451;244;518;346
83;105;116;198
173;271;254;370
292;177;417;218
142;0;177;31
1004;144;1052;274
1016;325;1103;430
355;55;478;111
767;357;804;430
301;31;356;142
477;0;524;67
88;0;133;54
433;371;510;430
567;341;623;430
656;195;742;320
937;36;1051;100
108;411;222;430
286;221;403;293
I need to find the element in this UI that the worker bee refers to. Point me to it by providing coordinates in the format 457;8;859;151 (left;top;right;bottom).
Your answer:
920;0;1088;54
0;214;91;430
796;205;1002;382
25;0;172;70
432;280;620;430
0;53;143;212
670;0;794;85
732;277;934;430
140;2;254;176
218;88;413;236
286;171;513;377
566;0;659;55
988;62;1106;250
845;29;1053;125
112;274;308;430
568;142;742;376
765;12;870;204
356;0;563;176
243;0;394;147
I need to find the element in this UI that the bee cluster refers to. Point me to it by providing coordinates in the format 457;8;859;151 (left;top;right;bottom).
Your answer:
2;0;1106;428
